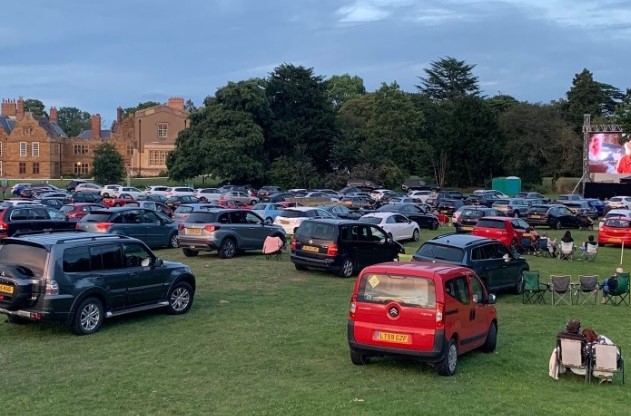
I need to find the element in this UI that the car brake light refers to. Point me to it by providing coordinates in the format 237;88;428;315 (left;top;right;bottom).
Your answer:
95;222;113;232
326;243;338;256
435;302;445;329
45;279;59;296
0;221;6;232
204;225;218;232
291;238;296;250
349;295;357;319
177;223;185;230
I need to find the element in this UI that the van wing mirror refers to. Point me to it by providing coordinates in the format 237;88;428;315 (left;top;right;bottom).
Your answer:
487;293;497;304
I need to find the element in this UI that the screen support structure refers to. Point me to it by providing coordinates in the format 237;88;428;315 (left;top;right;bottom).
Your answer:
580;114;623;195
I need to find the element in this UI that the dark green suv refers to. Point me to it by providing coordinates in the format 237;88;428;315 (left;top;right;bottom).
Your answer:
0;232;196;335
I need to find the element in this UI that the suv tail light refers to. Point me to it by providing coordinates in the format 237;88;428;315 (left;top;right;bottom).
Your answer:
177;223;185;230
349;295;357;319
290;238;296;250
326;243;338;257
435;302;445;329
203;225;218;232
95;222;113;232
45;279;59;296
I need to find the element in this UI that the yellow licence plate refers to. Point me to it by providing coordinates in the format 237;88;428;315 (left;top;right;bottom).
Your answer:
461;226;472;231
609;238;622;243
531;215;541;219
0;284;14;294
186;228;202;235
302;245;319;253
375;331;410;344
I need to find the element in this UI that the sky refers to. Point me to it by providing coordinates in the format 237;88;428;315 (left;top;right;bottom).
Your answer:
2;0;630;125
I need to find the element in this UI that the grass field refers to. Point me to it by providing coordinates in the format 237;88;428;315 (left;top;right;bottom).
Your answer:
1;227;630;415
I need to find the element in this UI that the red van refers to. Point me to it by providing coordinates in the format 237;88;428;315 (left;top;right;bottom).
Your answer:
348;262;497;376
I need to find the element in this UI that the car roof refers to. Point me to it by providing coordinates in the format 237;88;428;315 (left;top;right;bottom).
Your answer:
360;261;474;277
303;218;357;226
362;212;399;218
427;233;495;248
2;231;134;248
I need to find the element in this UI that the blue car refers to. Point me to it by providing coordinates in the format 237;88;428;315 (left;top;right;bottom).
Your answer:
252;202;284;223
585;198;606;216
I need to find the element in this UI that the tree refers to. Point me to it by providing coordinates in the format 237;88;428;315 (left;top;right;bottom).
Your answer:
325;74;366;109
92;143;125;184
57;107;91;137
332;93;375;170
184;99;197;113
417;57;480;101
123;101;161;117
24;99;46;116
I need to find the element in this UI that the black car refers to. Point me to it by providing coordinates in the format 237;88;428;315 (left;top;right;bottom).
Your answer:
464;192;504;207
426;190;466;207
0;204;76;238
32;197;69;210
436;199;465;217
412;234;529;294
454;207;500;233
290;219;404;278
0;232;195;335
376;203;439;230
318;204;362;220
524;204;582;229
69;192;104;203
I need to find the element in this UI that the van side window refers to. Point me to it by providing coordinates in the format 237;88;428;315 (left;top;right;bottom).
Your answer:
445;276;470;305
369;226;387;242
470;275;485;303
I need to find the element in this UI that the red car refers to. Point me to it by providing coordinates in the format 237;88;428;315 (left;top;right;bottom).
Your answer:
102;194;136;207
59;203;107;221
217;200;251;209
472;216;533;249
348;262;497;376
598;216;631;246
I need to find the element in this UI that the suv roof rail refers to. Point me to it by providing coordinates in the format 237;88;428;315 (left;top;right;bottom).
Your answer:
13;229;79;237
55;234;132;244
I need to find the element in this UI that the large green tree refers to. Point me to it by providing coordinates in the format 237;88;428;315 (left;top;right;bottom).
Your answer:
57;107;91;137
92;142;125;184
24;99;46;116
564;69;623;130
417;57;480;101
123;101;161;117
325;74;366;109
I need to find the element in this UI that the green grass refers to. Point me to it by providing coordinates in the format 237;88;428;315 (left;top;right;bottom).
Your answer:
1;227;630;415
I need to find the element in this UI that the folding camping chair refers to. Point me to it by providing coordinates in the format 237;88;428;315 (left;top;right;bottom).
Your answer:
549;274;572;306
581;243;598;262
262;236;284;260
535;237;555;257
557;338;590;382
590;344;624;384
575;275;599;305
559;242;575;261
604;272;630;306
520;236;535;255
523;271;547;304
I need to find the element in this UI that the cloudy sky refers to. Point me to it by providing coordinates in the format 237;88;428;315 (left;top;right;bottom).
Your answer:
2;0;630;124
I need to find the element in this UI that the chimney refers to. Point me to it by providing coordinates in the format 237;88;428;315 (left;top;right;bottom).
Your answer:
16;97;24;121
117;106;123;123
91;114;101;139
49;107;58;123
167;97;185;111
1;99;16;117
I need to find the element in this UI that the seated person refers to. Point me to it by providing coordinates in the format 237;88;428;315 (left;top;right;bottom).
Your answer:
581;235;598;254
582;327;621;381
557;319;585;342
538;233;556;256
600;270;620;304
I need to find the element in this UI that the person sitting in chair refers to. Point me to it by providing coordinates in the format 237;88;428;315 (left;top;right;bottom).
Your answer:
561;231;574;244
600;270;620;304
557;319;585;342
581;235;598;255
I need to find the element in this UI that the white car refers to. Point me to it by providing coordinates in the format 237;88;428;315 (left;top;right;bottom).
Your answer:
408;190;432;204
100;184;122;197
74;183;102;194
606;196;631;210
370;189;393;201
145;186;170;197
195;188;224;201
165;187;196;198
359;212;420;242
114;186;145;199
273;207;335;234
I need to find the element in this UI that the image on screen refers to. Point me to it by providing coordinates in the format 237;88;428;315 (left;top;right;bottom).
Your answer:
588;132;624;174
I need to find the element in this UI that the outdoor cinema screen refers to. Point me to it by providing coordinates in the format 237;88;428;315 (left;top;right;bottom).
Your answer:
588;132;624;174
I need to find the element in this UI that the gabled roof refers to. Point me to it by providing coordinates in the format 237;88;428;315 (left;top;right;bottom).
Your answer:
77;129;111;140
34;116;68;138
0;116;15;135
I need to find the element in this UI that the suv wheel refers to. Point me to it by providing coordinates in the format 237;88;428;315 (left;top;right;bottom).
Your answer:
482;323;497;353
412;229;420;242
295;264;308;271
219;238;237;259
339;257;354;278
436;339;458;376
166;282;194;315
169;233;179;248
183;248;199;257
72;297;104;335
350;349;370;365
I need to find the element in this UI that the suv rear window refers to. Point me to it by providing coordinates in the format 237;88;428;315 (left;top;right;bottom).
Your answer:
279;210;308;218
462;209;484;217
605;219;631;228
415;243;464;262
529;206;548;214
358;273;436;308
476;219;505;229
358;217;381;225
0;242;48;276
82;212;114;222
187;212;220;223
296;221;337;240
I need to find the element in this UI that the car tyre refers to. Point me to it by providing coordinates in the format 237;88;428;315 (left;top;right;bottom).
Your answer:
199;197;207;202
294;264;308;271
102;193;110;198
338;257;354;278
72;297;104;335
350;349;370;365
182;248;199;257
514;271;525;294
166;281;194;315
412;229;420;242
168;233;179;248
219;238;237;259
482;323;497;353
250;200;257;205
436;338;458;376
432;221;439;230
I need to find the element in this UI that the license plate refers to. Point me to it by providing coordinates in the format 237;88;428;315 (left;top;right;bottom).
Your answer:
461;226;472;231
186;228;202;235
609;238;622;243
523;233;531;238
0;284;14;294
374;331;410;344
302;245;319;253
531;215;541;219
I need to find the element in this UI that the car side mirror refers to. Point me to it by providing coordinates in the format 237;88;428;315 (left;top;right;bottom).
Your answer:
264;218;272;225
503;253;511;263
154;258;163;267
487;293;497;304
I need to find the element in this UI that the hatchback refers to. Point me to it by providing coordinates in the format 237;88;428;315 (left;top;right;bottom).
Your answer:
348;262;497;376
290;219;404;277
273;207;335;234
454;207;499;233
598;216;631;247
524;204;581;229
59;203;107;221
491;199;530;218
359;212;421;242
471;216;534;249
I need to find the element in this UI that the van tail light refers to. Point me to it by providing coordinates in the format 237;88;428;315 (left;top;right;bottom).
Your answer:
290;238;296;250
349;295;357;319
95;222;113;232
45;279;59;296
204;225;218;232
435;302;445;329
326;243;339;257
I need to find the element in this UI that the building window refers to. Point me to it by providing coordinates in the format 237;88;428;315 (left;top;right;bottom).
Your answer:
157;123;168;139
19;162;26;174
149;150;168;166
23;128;33;136
0;161;2;176
33;162;40;174
74;163;89;175
52;143;59;155
0;142;2;157
127;145;134;156
32;142;39;157
73;144;89;155
20;142;27;157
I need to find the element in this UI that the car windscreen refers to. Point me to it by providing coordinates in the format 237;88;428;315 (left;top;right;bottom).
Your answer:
376;205;400;212
528;206;549;214
186;212;220;223
81;212;113;222
476;219;505;229
59;205;73;213
358;273;436;308
174;205;195;214
252;203;267;210
0;242;48;277
279;210;308;218
462;209;484;218
295;221;337;241
415;243;465;263
358;217;382;225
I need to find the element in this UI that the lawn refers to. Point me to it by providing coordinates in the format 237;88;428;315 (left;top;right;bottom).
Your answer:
1;227;629;415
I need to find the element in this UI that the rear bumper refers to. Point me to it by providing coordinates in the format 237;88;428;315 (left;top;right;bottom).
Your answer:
347;321;447;362
177;236;219;251
0;295;74;323
290;253;340;272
